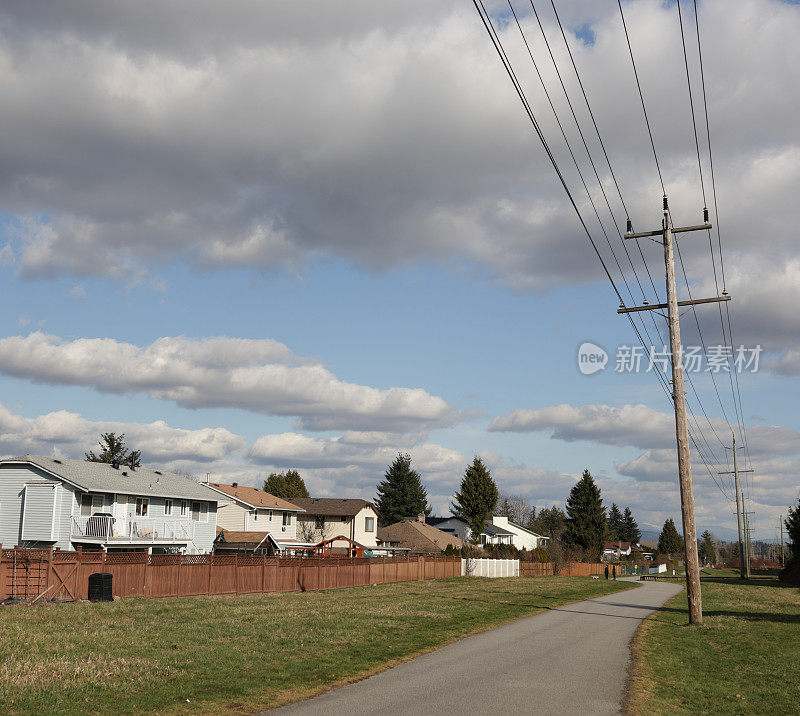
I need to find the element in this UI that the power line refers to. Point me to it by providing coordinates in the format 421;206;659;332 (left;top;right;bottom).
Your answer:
473;1;731;512
616;0;665;195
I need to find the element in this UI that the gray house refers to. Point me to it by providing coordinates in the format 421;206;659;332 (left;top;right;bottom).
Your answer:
0;455;220;554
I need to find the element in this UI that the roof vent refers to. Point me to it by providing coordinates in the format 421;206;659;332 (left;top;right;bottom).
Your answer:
232;482;238;487
53;459;62;464
121;471;128;476
112;460;120;470
154;471;162;475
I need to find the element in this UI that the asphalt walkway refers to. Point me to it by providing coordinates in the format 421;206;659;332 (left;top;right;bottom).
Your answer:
266;578;682;716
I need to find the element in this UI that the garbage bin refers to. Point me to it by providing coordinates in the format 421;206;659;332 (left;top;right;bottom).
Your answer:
88;572;113;602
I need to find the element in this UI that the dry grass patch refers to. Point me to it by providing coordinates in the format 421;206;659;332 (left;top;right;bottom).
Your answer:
1;576;633;714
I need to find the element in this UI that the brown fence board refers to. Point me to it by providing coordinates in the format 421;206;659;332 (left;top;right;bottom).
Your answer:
1;549;461;602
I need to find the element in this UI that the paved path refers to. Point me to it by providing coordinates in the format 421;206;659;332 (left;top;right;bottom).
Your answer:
266;578;682;716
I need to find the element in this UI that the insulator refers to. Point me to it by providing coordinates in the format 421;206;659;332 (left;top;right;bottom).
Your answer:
619;302;625;309
663;195;669;211
703;207;709;223
626;218;633;233
643;299;649;305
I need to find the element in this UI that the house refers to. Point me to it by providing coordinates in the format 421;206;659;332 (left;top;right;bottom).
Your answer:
213;528;273;555
0;455;220;554
603;541;634;560
290;498;380;548
490;516;549;550
427;515;471;541
427;515;516;546
205;482;312;554
377;515;466;555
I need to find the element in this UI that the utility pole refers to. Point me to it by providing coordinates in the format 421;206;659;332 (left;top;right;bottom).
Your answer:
719;435;753;579
622;197;726;625
743;511;753;578
780;514;785;567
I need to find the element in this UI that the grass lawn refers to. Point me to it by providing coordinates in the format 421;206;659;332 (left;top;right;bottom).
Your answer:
628;571;800;714
1;576;633;715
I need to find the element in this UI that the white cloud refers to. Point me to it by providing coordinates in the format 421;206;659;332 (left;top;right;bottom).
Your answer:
0;333;459;432
0;0;797;355
0;402;244;462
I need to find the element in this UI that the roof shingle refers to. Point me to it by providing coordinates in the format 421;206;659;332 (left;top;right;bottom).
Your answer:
207;483;303;511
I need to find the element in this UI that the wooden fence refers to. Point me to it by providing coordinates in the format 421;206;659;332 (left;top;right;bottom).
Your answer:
520;561;627;577
0;548;461;602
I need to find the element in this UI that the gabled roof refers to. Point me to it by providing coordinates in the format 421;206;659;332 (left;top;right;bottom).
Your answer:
377;520;466;554
483;521;516;536
206;483;303;511
501;519;549;539
290;498;378;517
1;454;220;502
604;541;632;550
215;529;271;545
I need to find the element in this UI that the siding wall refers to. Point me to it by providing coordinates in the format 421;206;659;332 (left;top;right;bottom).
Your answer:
216;500;298;541
296;506;379;548
0;465;78;550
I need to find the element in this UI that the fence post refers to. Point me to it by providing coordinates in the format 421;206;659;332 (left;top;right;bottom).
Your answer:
234;552;240;595
207;554;213;596
260;555;266;593
335;558;341;589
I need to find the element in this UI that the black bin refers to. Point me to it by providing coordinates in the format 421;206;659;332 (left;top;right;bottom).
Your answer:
88;572;113;602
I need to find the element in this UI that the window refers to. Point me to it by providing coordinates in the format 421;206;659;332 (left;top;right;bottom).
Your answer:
365;516;375;532
268;510;273;521
180;500;188;517
191;501;208;522
252;510;258;522
314;516;325;530
282;512;291;527
135;498;149;517
81;493;111;516
164;499;172;516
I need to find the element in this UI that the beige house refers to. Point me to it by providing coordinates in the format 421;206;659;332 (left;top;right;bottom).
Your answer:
290;498;380;548
206;483;304;545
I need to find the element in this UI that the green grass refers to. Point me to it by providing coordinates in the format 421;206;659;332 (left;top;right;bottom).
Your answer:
0;576;633;715
628;570;800;714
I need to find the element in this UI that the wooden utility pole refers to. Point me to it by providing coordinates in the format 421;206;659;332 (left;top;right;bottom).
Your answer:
622;197;725;624
719;435;753;579
780;515;785;567
743;511;752;578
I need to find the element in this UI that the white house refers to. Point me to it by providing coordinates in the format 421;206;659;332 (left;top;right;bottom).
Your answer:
205;482;312;554
491;516;549;550
0;455;220;554
290;498;380;548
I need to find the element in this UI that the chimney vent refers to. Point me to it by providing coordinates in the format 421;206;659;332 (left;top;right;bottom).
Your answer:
111;460;120;470
232;482;238;487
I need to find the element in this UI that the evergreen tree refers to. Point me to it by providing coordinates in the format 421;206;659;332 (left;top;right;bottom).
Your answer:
621;507;642;543
698;530;717;565
451;456;498;542
785;499;800;559
531;505;567;539
657;518;684;556
375;454;430;527
85;432;140;467
264;470;309;500
563;469;607;556
607;503;623;540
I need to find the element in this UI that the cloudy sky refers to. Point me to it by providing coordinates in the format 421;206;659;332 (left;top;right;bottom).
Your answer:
1;0;798;540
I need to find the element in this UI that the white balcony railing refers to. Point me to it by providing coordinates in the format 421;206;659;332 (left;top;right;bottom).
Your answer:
71;515;195;542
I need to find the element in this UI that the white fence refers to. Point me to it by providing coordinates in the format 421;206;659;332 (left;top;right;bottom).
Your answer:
462;558;520;578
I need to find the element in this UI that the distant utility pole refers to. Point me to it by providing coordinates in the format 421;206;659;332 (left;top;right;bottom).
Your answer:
719;434;753;579
622;197;728;625
743;511;754;578
780;514;785;567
